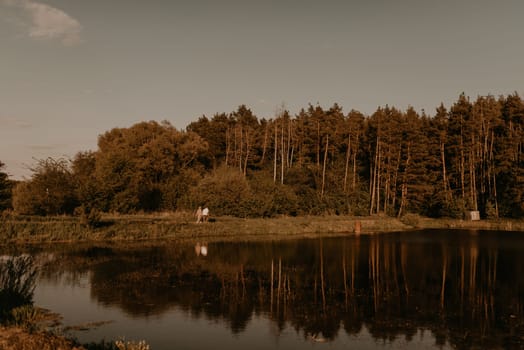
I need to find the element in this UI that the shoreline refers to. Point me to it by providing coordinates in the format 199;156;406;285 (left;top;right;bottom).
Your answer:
1;214;523;349
1;213;524;245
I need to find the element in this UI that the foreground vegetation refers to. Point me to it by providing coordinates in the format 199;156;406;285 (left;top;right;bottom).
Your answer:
0;326;150;350
0;255;78;350
0;255;150;350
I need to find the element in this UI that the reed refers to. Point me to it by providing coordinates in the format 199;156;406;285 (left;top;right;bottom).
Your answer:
8;305;40;332
0;256;38;317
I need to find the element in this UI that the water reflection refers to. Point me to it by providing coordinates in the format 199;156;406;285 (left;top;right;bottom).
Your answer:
194;242;208;257
24;230;524;348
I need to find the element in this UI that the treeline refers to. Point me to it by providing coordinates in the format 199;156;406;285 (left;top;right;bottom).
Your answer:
1;93;523;218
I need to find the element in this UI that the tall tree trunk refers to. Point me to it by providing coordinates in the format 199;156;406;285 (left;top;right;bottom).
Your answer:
391;148;401;212
398;143;411;218
238;125;243;172
370;139;379;215
440;141;450;203
243;130;250;176
281;119;285;184
343;132;351;193
261;123;269;164
376;146;382;214
321;135;329;200
493;172;499;217
273;122;278;183
460;120;466;201
287;119;292;168
352;134;359;191
470;148;478;211
225;127;230;167
316;120;321;170
383;152;391;215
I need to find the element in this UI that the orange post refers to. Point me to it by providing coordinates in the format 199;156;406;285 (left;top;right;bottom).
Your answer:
354;220;361;235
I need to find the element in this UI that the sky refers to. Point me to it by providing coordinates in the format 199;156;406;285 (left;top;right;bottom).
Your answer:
1;0;523;179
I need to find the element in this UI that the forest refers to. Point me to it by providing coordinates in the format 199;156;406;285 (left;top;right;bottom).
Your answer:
0;92;523;219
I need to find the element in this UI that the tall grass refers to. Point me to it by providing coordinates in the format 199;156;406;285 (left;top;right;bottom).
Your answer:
1;212;524;244
0;255;38;320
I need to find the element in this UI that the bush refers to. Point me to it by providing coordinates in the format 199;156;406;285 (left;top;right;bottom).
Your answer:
248;173;299;217
399;213;421;227
12;158;78;215
115;339;150;350
83;338;152;350
423;191;464;218
0;256;38;322
187;167;306;218
75;206;103;228
485;201;498;219
9;305;40;331
189;166;251;217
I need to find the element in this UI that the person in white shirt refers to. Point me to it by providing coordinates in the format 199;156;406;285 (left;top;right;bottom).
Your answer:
202;207;209;222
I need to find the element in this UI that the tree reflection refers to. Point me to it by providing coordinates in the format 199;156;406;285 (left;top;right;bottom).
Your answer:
37;231;524;349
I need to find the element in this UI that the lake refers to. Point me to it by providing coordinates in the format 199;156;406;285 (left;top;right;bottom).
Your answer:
9;229;524;349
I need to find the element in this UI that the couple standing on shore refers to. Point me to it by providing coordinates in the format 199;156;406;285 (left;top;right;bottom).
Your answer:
195;206;209;223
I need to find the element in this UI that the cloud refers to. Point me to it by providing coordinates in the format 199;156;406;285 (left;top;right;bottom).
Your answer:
0;117;33;129
1;0;82;46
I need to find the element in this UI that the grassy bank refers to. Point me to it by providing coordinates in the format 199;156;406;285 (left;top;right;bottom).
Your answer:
0;326;82;350
1;212;524;244
0;325;149;350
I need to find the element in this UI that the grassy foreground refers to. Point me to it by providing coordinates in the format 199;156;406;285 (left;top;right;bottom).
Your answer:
1;212;524;244
0;326;148;350
0;326;81;350
0;306;148;350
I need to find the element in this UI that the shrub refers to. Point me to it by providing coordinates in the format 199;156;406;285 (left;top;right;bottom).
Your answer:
485;201;498;219
399;213;421;227
115;339;150;350
9;305;40;331
248;173;299;217
12;158;78;215
189;166;251;217
423;191;464;218
76;206;103;228
0;255;38;322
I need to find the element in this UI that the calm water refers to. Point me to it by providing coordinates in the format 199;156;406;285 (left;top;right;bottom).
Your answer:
9;230;524;349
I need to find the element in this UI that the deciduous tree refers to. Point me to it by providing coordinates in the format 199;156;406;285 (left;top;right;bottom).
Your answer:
12;158;77;215
0;161;13;211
